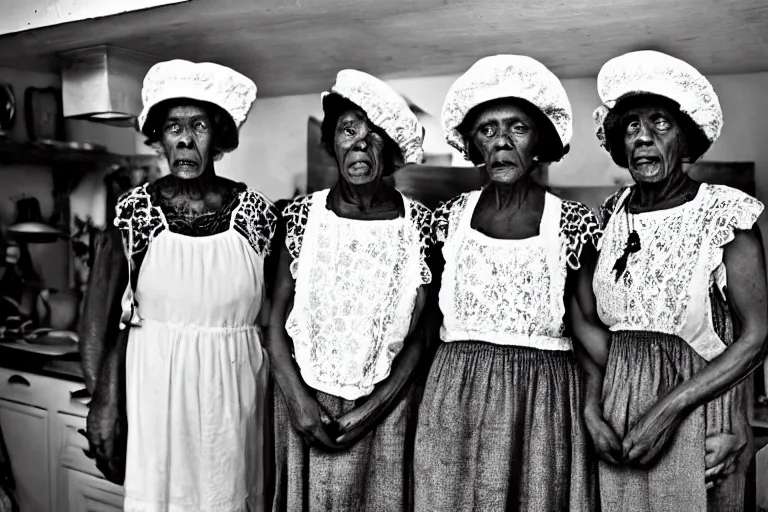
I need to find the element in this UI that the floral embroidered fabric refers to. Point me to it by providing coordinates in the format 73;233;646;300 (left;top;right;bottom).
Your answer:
283;193;433;282
435;189;601;349
283;190;432;400
114;183;278;259
433;191;602;270
594;184;763;357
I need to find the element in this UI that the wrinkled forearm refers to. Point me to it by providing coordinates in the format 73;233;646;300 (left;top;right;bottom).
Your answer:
79;228;127;393
92;327;128;406
80;339;104;394
670;332;766;415
265;323;312;401
573;342;605;409
668;229;768;415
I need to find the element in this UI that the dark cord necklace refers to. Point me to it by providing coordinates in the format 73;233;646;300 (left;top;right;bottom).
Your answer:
612;200;640;282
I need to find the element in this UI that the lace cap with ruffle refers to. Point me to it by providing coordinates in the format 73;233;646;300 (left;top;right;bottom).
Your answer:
322;69;424;165
441;54;573;160
592;50;723;152
138;59;257;137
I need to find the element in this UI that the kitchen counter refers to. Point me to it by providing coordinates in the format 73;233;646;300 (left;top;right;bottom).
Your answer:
0;344;84;383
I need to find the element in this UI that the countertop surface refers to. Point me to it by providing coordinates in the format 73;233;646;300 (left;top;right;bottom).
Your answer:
0;343;85;383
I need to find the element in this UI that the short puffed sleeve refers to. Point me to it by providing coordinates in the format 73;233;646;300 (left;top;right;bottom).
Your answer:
232;189;279;258
282;195;313;261
408;199;434;285
707;185;764;291
561;200;603;270
431;193;471;244
113;184;165;258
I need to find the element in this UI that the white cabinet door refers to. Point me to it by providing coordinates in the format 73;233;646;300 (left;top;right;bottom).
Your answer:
66;469;124;512
0;398;50;512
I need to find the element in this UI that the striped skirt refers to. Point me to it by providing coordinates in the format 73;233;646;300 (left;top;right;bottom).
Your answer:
413;341;597;512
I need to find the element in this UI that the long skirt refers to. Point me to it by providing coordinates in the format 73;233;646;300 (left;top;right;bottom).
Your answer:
600;295;750;512
413;341;597;512
272;384;420;512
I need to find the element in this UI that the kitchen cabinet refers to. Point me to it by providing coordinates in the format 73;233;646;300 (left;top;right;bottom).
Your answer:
0;366;123;512
0;399;49;512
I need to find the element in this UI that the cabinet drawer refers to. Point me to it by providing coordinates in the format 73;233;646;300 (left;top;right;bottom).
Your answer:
0;367;57;408
66;468;124;512
0;399;51;512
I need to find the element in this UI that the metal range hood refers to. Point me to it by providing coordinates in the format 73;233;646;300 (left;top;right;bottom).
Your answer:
58;45;157;127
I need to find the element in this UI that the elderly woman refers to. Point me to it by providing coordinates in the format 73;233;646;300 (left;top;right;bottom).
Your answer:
83;60;278;512
413;55;603;511
586;50;768;511
268;69;432;511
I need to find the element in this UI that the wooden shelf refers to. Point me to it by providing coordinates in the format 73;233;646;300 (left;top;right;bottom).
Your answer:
0;139;158;170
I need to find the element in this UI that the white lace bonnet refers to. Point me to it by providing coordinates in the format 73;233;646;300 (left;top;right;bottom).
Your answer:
593;50;723;156
137;59;258;147
321;69;424;165
442;54;573;160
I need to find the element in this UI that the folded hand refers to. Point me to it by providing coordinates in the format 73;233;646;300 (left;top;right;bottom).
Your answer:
584;404;623;465
704;433;746;490
622;401;685;467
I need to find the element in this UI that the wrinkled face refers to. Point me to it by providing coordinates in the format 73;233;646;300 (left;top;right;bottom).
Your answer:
333;108;386;186
161;105;214;179
621;105;687;183
467;102;539;184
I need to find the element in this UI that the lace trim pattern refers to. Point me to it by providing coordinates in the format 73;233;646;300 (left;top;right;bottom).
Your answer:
114;185;278;258
594;184;763;333
114;184;166;257
285;190;432;399
432;193;470;243
410;199;434;284
437;192;599;348
282;194;313;263
561;199;603;270
283;193;432;283
433;192;602;269
232;189;279;258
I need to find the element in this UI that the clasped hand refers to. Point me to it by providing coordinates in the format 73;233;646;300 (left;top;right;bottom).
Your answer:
286;392;379;452
79;392;126;485
585;401;744;488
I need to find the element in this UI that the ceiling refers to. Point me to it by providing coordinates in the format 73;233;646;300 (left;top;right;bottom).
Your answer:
0;0;765;98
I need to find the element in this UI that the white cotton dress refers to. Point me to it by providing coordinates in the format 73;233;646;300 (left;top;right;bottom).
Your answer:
114;184;277;512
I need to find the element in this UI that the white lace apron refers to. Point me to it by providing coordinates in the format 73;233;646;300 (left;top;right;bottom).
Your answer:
438;190;572;350
594;184;764;361
114;185;276;512
285;189;429;400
